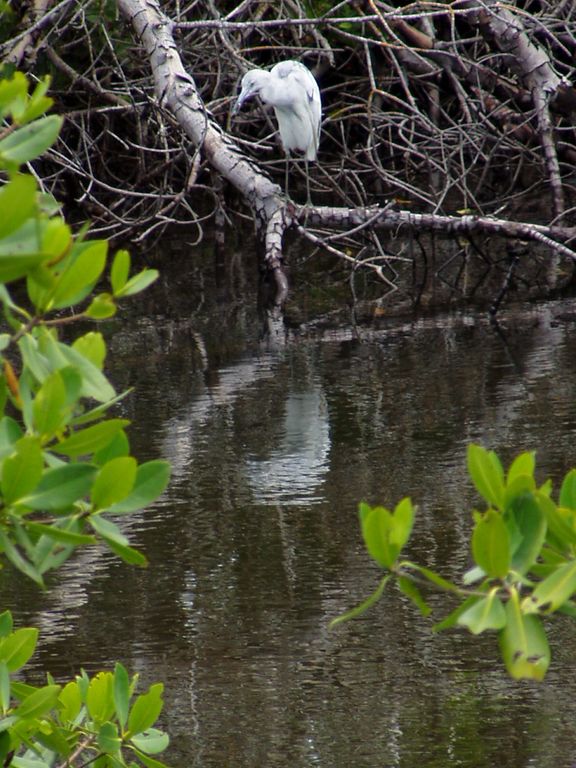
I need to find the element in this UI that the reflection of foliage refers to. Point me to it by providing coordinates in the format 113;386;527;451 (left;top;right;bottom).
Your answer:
0;72;171;767
334;444;576;681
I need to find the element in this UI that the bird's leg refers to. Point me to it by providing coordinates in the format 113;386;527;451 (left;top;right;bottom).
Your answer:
284;153;291;200
305;157;312;206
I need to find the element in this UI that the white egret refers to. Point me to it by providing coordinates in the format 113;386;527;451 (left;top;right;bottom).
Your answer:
233;60;322;203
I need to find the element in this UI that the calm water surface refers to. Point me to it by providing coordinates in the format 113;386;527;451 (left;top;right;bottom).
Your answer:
5;271;576;766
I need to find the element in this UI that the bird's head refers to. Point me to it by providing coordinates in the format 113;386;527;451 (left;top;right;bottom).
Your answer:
232;70;269;114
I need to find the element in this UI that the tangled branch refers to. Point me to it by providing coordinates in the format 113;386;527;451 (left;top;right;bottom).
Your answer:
3;0;576;306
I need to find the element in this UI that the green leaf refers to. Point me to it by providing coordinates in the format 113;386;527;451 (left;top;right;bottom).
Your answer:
560;469;576;511
0;716;16;735
127;684;164;737
0;73;28;120
0;417;23;459
114;663;130;731
85;293;117;319
360;504;394;568
18;334;51;384
59;342;115;403
433;595;480;633
72;389;131;427
1;435;43;505
33;722;73;757
41;217;72;261
505;492;546;575
86;672;114;724
2;74;52;124
457;590;506;634
60;365;83;406
111;250;130;294
539;491;576;551
58;680;82;725
27;265;55;308
89;515;147;566
76;669;90;702
472;509;511;579
4;679;33;699
0;627;38;672
503;473;536;510
0;613;13;638
25;520;95;546
0;663;9;714
0;175;37;239
467;444;504;509
115;269;159;298
397;575;431;617
506;451;535;485
0;215;43;257
20;76;53;123
88;514;129;544
499;589;549;680
0;530;43;585
399;562;460;593
72;331;106;370
522;559;576;614
39;332;115;403
0;730;10;768
129;747;171;768
55;419;130;458
94;430;130;465
20;463;97;510
14;683;60;719
391;497;414;550
329;575;390;628
359;498;414;569
33;369;69;436
98;721;122;754
130;728;170;755
91;456;137;510
34;539;76;576
108;461;171;514
0;251;47;283
50;240;107;309
0;115;62;164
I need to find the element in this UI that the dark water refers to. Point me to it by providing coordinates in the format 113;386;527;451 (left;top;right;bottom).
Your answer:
5;261;576;766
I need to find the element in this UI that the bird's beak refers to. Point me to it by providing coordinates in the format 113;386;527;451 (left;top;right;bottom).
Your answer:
232;90;248;116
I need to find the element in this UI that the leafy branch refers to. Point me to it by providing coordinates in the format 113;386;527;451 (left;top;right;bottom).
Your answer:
0;611;168;768
333;444;576;681
0;72;172;767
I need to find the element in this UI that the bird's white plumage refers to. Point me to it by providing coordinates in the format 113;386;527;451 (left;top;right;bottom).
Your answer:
234;60;322;162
